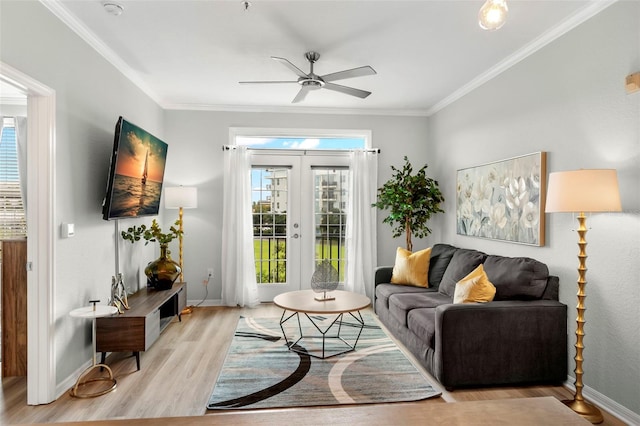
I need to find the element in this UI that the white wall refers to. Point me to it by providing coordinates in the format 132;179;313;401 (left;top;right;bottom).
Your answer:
1;1;164;384
427;1;639;416
162;110;430;303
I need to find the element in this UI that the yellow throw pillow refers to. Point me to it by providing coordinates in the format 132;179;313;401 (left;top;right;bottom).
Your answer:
391;247;432;288
453;264;496;304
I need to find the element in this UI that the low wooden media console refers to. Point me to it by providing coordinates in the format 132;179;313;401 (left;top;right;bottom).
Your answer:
96;282;186;370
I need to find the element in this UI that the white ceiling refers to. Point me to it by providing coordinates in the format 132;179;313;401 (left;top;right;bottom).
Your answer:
45;0;614;116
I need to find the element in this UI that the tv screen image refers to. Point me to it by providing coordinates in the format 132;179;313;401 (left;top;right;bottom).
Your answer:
102;117;168;220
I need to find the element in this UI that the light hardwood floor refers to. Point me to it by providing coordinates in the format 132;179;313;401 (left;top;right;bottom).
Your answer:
0;305;626;425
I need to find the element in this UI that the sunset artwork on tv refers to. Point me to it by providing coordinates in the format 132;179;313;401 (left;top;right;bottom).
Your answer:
102;117;168;220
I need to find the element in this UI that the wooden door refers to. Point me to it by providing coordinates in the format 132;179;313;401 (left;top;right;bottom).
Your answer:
1;239;27;377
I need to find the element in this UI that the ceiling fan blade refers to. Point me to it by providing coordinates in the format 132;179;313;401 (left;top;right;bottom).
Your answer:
272;56;308;78
239;81;298;84
321;65;377;82
292;86;311;103
323;82;371;99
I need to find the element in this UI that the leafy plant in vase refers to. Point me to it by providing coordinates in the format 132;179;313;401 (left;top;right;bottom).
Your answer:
372;156;445;251
121;219;183;290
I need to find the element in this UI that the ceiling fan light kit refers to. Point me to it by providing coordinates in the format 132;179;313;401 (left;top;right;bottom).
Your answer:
240;51;376;103
478;0;508;31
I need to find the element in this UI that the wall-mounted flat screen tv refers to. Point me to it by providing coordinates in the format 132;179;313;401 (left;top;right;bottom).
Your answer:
102;117;168;220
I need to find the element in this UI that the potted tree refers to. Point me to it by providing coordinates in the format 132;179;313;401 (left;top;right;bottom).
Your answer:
373;156;444;251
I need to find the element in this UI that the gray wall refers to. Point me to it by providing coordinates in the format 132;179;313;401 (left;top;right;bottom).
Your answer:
161;110;429;303
427;1;640;415
2;0;638;418
1;1;164;383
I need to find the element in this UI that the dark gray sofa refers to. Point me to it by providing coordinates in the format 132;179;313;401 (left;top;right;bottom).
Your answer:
375;243;567;390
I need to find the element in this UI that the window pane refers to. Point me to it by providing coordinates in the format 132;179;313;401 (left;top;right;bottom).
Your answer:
0;118;27;260
252;167;288;284
313;168;349;283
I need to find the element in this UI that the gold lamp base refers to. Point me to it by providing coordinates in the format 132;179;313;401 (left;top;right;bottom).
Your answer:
563;399;603;424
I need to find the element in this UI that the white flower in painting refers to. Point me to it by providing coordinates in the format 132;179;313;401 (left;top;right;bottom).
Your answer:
529;165;541;189
521;201;539;228
472;177;492;215
459;199;474;220
489;203;508;229
505;177;529;210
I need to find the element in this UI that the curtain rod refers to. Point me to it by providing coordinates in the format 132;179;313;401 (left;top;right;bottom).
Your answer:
221;145;380;154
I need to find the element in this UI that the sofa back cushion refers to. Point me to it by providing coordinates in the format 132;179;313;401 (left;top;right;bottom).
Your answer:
427;244;458;289
438;248;486;297
482;255;549;300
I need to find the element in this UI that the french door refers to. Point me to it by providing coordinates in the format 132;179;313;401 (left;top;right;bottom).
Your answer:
250;153;349;301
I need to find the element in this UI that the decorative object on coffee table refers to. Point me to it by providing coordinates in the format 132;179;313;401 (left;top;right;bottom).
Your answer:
310;259;339;301
546;168;622;424
121;218;182;290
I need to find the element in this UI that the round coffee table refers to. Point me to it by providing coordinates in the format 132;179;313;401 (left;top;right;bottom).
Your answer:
273;289;371;359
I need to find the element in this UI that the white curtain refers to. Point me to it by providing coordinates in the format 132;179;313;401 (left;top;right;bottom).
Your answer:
345;150;378;299
221;146;260;307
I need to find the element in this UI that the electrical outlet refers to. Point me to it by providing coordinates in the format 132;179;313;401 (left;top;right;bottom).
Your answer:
207;268;213;277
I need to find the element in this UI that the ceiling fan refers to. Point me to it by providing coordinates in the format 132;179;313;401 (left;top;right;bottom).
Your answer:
240;51;376;103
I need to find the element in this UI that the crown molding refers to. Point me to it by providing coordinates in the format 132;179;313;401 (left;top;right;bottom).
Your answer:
425;0;619;116
163;102;430;117
38;0;162;105
41;0;617;118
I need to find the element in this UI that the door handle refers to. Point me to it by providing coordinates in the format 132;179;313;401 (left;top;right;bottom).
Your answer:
291;233;300;239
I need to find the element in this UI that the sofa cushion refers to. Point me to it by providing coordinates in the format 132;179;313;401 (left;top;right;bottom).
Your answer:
407;308;437;349
391;247;432;287
389;292;451;327
427;244;458;289
453;264;496;304
375;283;432;311
483;255;549;300
438;249;486;297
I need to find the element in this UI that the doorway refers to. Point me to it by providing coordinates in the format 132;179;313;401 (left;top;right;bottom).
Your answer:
1;62;56;405
251;153;350;301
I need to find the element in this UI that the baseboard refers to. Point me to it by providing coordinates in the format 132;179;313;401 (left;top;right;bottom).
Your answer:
56;359;92;399
564;377;640;425
186;299;223;307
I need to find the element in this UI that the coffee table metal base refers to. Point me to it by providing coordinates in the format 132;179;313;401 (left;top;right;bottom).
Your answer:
278;309;365;359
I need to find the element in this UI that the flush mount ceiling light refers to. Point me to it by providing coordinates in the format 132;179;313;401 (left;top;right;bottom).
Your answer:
478;0;508;31
103;2;124;16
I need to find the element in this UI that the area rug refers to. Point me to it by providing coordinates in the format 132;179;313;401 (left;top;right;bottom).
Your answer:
207;313;440;410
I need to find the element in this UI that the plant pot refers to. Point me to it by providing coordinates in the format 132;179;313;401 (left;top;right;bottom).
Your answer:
144;244;181;290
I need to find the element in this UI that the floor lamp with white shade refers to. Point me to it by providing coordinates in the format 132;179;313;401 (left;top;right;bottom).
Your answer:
164;186;198;283
545;169;622;424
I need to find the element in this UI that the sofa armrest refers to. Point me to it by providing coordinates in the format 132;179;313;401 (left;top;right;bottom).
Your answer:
375;266;393;286
434;300;567;389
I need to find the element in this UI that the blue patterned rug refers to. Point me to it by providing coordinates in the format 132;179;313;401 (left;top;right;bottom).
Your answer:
207;313;440;410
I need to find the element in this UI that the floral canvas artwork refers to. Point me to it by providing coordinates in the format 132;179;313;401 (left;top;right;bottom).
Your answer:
456;152;546;246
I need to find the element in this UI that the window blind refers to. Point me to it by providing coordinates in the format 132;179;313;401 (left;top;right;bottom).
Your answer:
0;117;27;249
